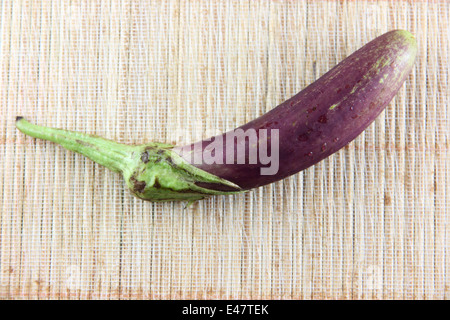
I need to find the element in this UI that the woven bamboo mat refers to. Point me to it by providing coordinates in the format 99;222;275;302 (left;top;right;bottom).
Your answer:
0;0;448;300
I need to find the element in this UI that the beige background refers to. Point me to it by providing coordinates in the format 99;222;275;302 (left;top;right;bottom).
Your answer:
0;0;448;299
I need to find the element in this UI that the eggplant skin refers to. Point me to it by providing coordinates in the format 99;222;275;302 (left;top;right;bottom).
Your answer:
176;30;418;190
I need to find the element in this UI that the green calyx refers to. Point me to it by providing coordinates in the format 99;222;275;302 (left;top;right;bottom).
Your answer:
122;143;242;202
15;117;242;203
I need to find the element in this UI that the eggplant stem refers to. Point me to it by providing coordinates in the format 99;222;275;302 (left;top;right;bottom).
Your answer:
16;117;133;173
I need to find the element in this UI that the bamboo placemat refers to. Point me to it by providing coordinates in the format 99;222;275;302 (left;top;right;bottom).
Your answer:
0;0;448;300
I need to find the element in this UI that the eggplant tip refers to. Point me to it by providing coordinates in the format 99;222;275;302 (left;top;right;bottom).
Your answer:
16;116;24;122
393;29;417;47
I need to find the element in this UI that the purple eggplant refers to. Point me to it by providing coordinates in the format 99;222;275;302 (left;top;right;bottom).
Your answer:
175;29;418;190
16;30;417;202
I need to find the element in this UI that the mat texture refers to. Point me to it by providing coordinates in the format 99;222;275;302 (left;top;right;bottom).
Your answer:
0;0;449;299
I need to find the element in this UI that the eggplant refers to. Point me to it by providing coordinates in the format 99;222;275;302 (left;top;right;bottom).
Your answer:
16;30;417;203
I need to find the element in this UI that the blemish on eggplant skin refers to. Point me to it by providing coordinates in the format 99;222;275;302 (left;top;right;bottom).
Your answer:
306;106;318;114
130;176;146;193
141;151;149;163
297;133;309;142
318;114;328;124
153;177;161;189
